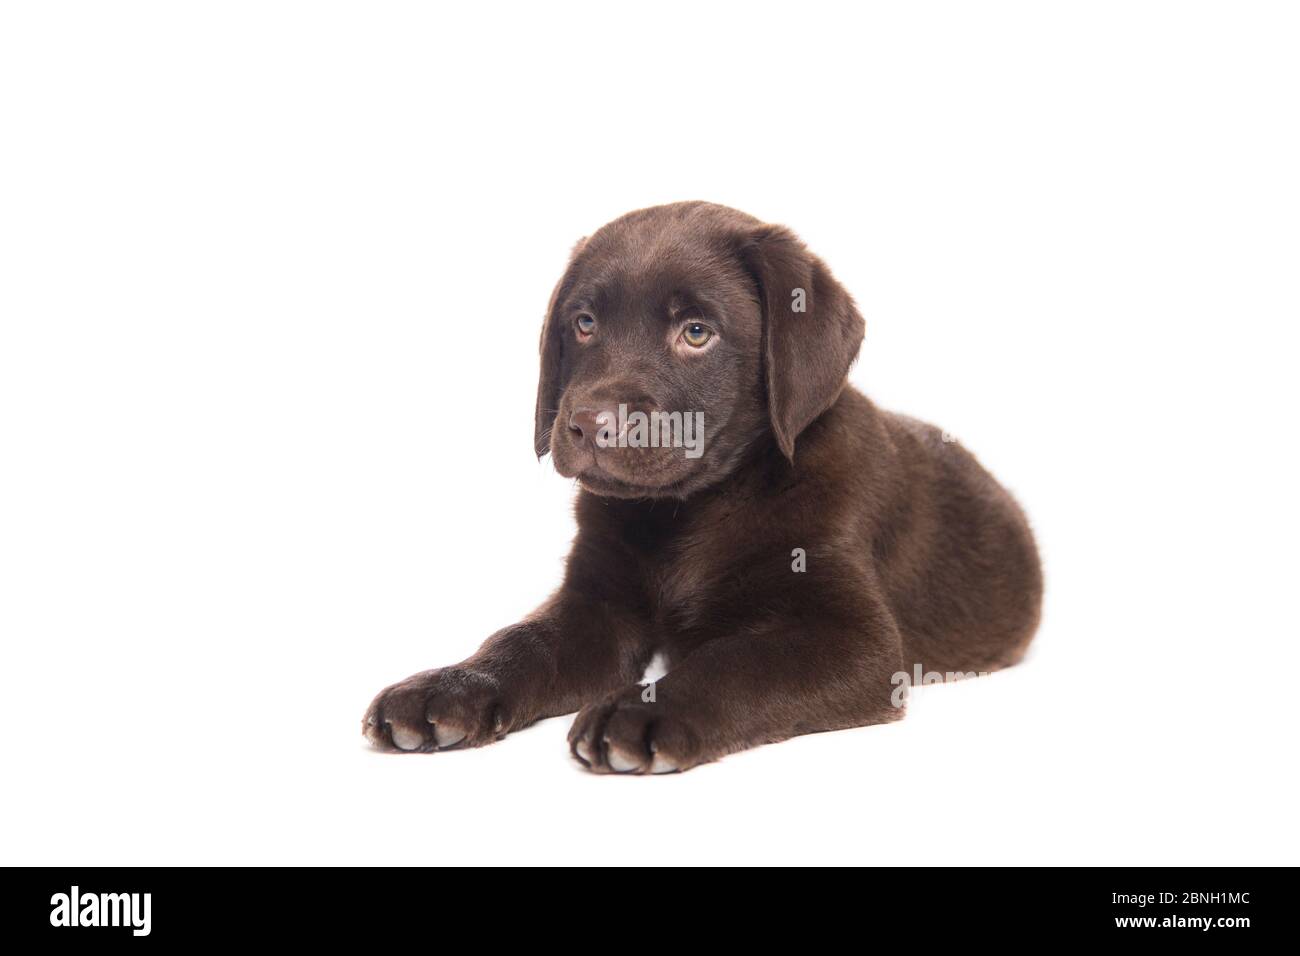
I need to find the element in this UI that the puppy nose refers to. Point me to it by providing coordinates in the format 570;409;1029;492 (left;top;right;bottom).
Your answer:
569;407;606;442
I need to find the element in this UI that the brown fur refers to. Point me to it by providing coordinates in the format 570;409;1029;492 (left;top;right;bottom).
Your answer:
363;202;1042;772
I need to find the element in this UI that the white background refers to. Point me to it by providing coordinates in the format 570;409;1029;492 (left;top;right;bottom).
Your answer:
2;1;1297;866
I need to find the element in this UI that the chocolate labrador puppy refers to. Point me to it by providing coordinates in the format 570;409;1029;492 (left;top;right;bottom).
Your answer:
363;201;1042;773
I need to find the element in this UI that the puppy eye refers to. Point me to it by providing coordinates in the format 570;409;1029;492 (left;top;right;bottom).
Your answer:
682;322;712;348
575;314;596;337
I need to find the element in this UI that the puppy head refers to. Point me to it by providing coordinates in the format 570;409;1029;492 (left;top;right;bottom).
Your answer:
535;202;864;498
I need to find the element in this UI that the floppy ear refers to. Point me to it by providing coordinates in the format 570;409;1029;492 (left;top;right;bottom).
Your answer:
742;224;865;461
534;239;587;458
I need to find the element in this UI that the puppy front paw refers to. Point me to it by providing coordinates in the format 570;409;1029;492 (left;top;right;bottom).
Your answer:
567;688;704;775
362;667;508;753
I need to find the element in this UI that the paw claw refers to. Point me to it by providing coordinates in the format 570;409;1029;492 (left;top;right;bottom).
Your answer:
432;723;467;749
606;741;643;773
389;724;425;751
649;752;679;774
